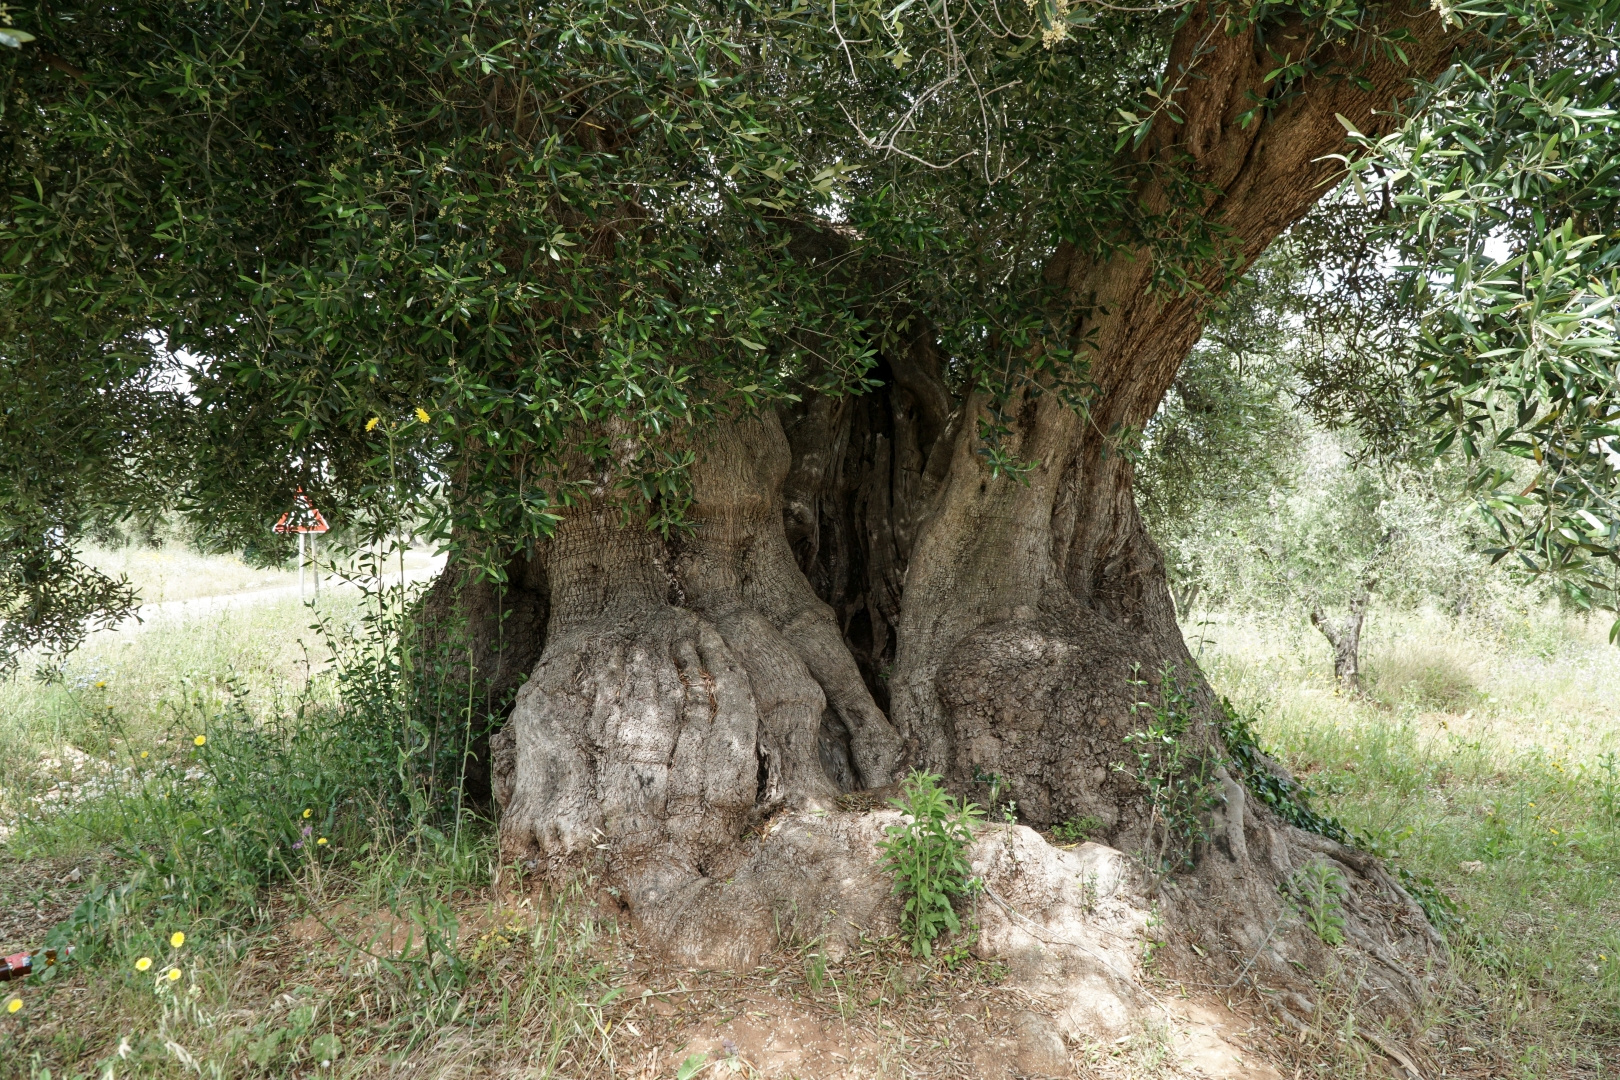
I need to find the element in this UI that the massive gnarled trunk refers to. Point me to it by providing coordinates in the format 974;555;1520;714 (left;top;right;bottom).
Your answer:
462;0;1454;983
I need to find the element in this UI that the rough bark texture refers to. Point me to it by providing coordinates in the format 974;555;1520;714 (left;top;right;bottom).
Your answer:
773;0;1457;841
491;416;904;961
877;0;1455;835
1311;592;1369;690
470;0;1457;1021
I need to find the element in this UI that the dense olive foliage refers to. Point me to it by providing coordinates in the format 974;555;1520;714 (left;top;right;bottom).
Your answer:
0;0;1179;663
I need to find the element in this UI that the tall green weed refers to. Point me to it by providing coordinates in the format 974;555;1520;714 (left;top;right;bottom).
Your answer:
878;772;982;957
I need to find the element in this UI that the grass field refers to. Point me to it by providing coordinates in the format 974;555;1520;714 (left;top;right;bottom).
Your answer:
0;596;343;841
1;549;1617;1078
1198;605;1620;1074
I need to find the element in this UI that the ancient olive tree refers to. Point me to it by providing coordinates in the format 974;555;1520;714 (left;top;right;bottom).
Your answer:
4;0;1616;972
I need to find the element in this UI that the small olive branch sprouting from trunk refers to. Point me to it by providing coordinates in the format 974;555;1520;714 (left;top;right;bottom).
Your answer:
877;771;985;957
1116;665;1222;884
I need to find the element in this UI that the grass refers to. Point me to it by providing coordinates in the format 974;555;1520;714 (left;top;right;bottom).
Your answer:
0;838;617;1080
1195;604;1620;1075
0;592;372;845
0;548;538;1079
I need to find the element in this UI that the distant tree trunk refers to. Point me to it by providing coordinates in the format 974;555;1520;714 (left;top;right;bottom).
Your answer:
1311;591;1370;691
463;1;1453;970
1171;580;1202;620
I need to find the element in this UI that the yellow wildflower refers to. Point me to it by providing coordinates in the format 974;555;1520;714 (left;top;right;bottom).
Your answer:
135;957;152;972
303;809;313;819
316;837;328;846
95;680;106;689
366;416;380;432
194;735;207;747
5;998;19;1014
414;407;431;424
170;932;186;949
166;967;182;982
140;751;149;759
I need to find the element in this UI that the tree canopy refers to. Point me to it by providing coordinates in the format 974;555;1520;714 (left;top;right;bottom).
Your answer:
5;0;1620;668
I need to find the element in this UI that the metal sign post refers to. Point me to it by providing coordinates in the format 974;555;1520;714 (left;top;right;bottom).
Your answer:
273;488;331;603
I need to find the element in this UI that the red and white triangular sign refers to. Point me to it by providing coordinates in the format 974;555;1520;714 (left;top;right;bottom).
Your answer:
272;488;330;534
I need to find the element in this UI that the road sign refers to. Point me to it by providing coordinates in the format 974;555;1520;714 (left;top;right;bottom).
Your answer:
273;488;330;535
273;488;329;600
